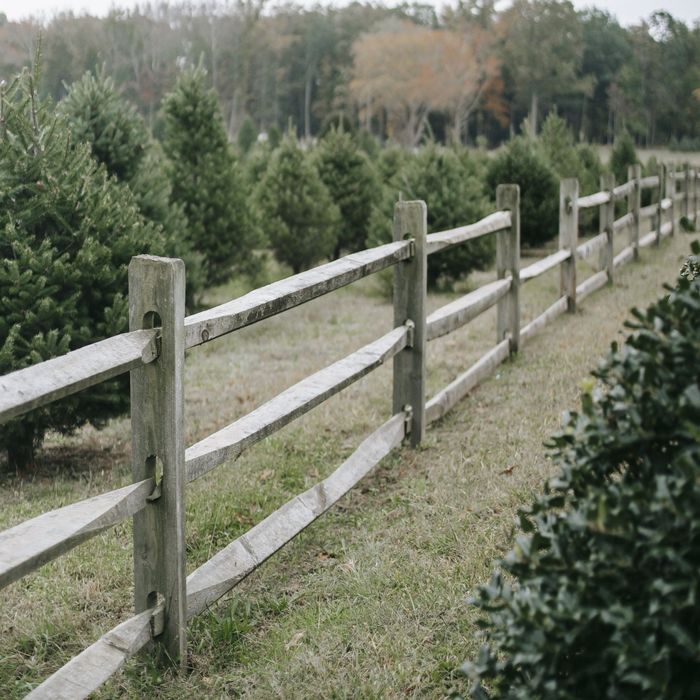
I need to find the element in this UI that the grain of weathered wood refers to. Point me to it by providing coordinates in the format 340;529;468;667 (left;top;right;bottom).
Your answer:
628;164;642;260
186;412;406;619
612;181;634;199
425;211;511;255
184;241;412;349
665;165;676;237
186;326;409;482
613;245;635;269
639;203;658;220
600;173;615;284
559;178;578;312
425;339;510;425
496;185;520;353
426;278;510;342
613;212;635;232
659;221;673;238
520;297;568;346
26;604;164;700
639;230;658;248
393;201;427;446
576;270;608;303
577;190;610;209
129;255;187;666
640;175;660;188
520;249;571;282
0;479;152;590
576;232;607;261
0;330;157;424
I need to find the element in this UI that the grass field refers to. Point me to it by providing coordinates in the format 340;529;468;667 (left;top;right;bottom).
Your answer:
0;225;698;698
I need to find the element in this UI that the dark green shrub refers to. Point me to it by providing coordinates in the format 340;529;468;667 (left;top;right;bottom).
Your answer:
0;70;165;470
487;137;558;247
237;117;258;155
254;135;339;274
463;242;700;699
610;130;638;184
313;128;380;258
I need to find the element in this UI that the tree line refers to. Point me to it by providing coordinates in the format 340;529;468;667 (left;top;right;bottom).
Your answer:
0;0;698;148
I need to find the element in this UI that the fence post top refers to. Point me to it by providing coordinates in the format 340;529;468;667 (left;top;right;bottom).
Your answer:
129;254;185;272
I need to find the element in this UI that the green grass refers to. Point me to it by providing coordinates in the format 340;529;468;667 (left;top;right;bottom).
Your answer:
0;227;697;698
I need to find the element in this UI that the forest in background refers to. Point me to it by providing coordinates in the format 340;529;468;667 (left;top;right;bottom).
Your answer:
0;0;699;148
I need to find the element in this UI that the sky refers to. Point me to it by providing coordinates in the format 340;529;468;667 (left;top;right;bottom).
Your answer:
1;0;698;27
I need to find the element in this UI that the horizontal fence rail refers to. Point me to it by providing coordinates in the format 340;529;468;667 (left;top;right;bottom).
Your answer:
0;329;158;423
1;161;698;698
184;240;413;349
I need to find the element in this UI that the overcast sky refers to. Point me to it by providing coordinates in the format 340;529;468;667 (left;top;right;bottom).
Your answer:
2;0;698;27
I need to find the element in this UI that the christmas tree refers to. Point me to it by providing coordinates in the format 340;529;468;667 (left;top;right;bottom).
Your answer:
0;68;165;470
314;127;380;259
255;134;339;274
162;65;257;286
61;69;203;304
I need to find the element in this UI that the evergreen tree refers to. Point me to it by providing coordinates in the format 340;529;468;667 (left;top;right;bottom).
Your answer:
163;65;257;286
255;135;339;274
487;136;559;247
237;117;257;155
368;145;494;288
610;130;638;184
0;69;165;470
60;69;203;304
314;128;380;259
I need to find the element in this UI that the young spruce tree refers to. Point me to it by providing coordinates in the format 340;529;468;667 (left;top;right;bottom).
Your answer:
0;69;165;470
314;127;380;259
255;134;340;273
60;69;203;304
163;65;257;286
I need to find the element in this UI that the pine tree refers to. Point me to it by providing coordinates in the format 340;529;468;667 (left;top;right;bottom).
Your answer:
314;127;380;259
162;65;257;287
0;69;166;471
255;135;340;274
60;69;203;304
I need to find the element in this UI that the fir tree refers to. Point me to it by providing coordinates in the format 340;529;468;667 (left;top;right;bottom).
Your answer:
163;65;257;286
255;135;339;274
237;117;257;155
610;130;638;184
0;69;165;470
60;69;203;304
314;127;380;259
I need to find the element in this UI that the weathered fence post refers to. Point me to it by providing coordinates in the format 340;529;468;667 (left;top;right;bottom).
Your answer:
393;201;427;447
656;163;666;246
496;184;520;354
129;255;187;667
600;173;615;284
628;164;641;260
559;178;578;313
667;164;676;237
683;163;690;221
695;167;699;226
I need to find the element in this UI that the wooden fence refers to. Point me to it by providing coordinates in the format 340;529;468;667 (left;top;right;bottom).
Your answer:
0;162;698;698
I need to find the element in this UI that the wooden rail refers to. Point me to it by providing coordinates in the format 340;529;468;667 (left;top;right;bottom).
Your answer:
1;162;696;698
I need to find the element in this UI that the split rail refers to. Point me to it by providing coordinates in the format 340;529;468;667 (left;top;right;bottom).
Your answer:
0;162;698;698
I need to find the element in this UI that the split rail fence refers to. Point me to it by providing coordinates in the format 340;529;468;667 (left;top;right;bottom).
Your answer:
0;162;698;698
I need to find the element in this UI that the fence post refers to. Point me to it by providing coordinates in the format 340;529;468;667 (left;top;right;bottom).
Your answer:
600;173;615;284
656;163;666;246
393;200;427;447
496;184;520;354
683;163;690;221
559;178;578;313
628;164;641;260
695;167;699;227
667;164;676;237
129;255;187;667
